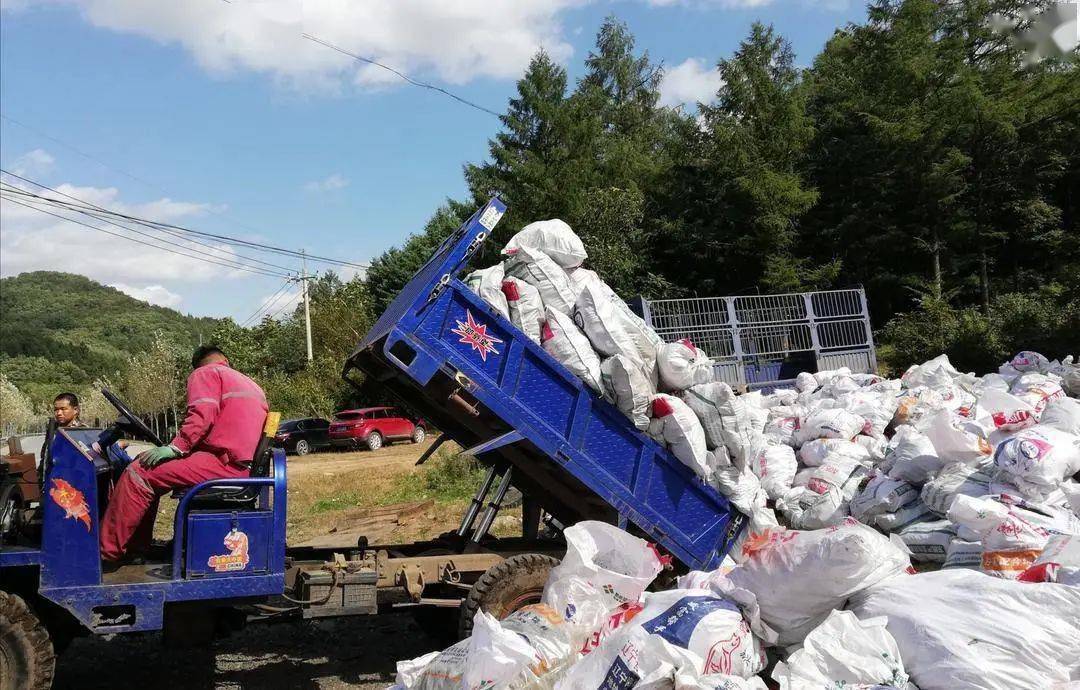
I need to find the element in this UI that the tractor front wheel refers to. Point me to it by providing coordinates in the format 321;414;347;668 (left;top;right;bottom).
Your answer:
0;591;55;690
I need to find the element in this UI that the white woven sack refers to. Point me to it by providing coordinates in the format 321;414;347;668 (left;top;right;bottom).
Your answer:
503;218;586;269
541;307;601;391
505;244;577;315
501;277;545;344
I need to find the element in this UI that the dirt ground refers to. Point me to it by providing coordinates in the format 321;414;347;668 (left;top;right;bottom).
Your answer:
54;439;494;689
54;612;443;689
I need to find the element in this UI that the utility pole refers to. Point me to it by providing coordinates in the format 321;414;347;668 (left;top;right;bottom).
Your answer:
301;249;314;363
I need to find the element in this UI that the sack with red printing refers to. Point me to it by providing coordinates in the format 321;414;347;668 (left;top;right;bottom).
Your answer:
464;264;509;318
502;218;586;269
1009;350;1051;373
542;307;602;392
649;394;711;482
1009;373;1066;416
778;457;869;530
947;494;1050;578
725;520;911;646
992;425;1080;497
763;414;801;447
976;389;1038;433
1018;533;1080;586
658;339;714;391
501;277;544;344
747;444;798;500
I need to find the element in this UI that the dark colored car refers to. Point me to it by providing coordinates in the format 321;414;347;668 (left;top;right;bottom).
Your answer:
272;417;331;456
328;407;426;451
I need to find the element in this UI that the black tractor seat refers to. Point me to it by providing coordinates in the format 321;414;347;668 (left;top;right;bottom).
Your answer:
170;447;274;510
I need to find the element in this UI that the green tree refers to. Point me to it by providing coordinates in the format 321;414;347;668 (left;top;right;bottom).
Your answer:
0;373;36;435
660;23;824;295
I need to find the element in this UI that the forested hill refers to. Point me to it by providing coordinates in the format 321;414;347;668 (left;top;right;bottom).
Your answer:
0;271;222;403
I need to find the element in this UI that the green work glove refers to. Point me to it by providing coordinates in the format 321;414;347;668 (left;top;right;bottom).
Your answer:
136;444;181;468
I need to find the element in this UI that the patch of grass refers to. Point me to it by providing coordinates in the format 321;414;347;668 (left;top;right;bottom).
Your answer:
309;492;366;514
379;449;486;506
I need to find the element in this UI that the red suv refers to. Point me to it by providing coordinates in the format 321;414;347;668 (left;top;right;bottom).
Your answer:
328;407;425;451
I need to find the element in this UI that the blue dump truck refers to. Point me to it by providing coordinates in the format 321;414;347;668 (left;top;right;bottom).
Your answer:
0;198;744;689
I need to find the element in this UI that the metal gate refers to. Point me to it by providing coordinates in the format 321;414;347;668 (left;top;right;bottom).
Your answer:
639;288;877;391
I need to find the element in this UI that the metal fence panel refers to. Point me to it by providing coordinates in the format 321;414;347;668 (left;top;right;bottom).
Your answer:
643;288;877;388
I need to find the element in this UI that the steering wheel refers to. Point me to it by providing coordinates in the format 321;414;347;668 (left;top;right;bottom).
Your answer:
101;387;165;446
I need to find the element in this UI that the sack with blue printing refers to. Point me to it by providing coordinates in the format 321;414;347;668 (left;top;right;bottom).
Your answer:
553;626;676;690
557;589;767;687
993;425;1080;498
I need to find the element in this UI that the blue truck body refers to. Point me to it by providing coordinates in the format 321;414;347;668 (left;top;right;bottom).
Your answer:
345;198;746;570
0;197;745;669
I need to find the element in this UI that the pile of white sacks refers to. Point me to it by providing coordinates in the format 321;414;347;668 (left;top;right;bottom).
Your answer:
407;219;1080;688
392;519;1080;690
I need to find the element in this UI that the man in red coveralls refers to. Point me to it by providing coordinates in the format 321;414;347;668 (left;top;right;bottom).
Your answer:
100;345;268;563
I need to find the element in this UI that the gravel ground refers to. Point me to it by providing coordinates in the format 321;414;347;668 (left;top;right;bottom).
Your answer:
54;611;453;689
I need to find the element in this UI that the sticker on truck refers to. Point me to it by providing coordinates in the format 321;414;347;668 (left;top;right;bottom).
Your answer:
451;309;503;362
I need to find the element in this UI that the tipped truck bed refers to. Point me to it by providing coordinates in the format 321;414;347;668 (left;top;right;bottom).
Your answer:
344;199;746;570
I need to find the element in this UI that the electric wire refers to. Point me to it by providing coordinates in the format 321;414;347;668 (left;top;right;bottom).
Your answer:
0;168;369;270
1;188;293;279
1;195;291;279
0;182;298;274
300;33;502;118
240;280;294;326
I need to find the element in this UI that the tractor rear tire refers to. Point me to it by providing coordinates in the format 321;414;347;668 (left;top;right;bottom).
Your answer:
458;553;559;639
0;591;55;690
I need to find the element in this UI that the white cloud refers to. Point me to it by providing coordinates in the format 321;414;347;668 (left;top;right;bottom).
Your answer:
659;58;723;107
0;176;247;289
303;173;349;192
109;282;183;308
10;148;55;177
5;0;582;90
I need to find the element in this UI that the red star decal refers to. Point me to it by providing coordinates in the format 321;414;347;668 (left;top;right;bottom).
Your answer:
451;309;503;362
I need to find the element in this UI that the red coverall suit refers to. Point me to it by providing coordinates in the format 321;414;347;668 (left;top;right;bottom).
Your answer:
100;362;269;561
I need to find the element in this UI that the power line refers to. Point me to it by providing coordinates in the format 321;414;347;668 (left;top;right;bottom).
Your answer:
1;112;331;258
1;195;291;279
240;279;293;326
301;33;502;118
1;186;293;279
0;181;298;274
264;290;302;321
0;169;368;270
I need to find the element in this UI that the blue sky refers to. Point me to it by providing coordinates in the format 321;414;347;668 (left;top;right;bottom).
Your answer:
0;0;868;321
